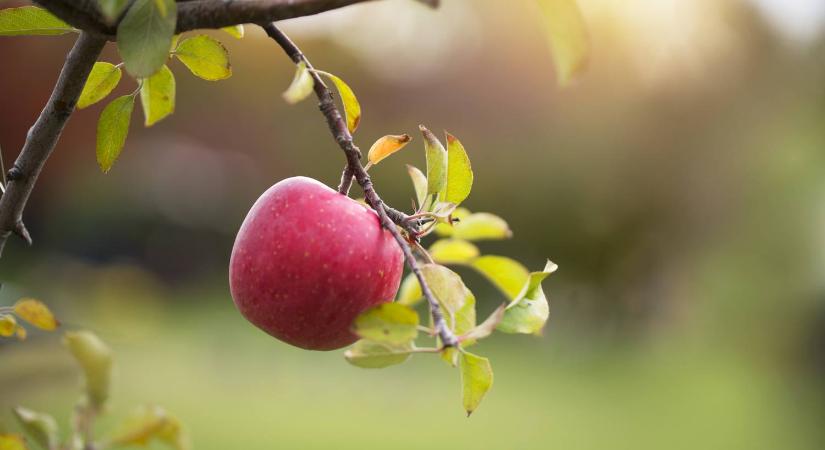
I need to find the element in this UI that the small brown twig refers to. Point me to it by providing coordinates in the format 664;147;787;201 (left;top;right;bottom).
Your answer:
261;23;458;348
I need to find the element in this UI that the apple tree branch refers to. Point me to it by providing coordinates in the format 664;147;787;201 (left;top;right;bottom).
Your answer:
0;32;107;258
261;23;459;348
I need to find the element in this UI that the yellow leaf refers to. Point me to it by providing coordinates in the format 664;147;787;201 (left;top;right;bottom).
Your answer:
221;24;244;39
13;298;58;330
460;352;493;416
452;212;512;241
406;165;428;209
15;325;27;341
140;64;176;126
78;62;122;109
175;35;232;81
282;61;314;104
352;303;418;344
317;71;361;134
471;256;530;300
0;315;16;337
0;434;27;450
428;239;479;265
537;0;589;86
63;331;113;409
367;134;411;166
420;125;447;195
396;273;423;306
12;407;58;450
105;405;190;450
344;340;412;369
442;132;473;206
0;6;74;36
96;94;135;173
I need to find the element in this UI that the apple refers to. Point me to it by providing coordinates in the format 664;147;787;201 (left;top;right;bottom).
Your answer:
229;176;405;350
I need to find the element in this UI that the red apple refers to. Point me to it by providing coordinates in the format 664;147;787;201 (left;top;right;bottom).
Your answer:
229;176;404;350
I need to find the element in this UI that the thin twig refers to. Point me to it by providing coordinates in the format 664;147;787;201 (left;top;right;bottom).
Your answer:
261;23;458;347
0;142;6;194
0;32;106;258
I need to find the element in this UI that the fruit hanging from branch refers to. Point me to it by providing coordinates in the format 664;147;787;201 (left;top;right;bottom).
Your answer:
0;0;587;417
229;176;404;351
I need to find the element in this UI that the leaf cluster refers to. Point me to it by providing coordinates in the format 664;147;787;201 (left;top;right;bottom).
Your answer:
0;325;188;450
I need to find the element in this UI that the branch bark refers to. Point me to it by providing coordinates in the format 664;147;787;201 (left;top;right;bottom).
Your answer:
177;0;378;34
0;32;107;258
261;23;458;348
33;0;385;38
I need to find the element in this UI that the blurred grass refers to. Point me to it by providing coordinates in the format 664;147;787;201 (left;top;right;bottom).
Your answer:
1;288;823;450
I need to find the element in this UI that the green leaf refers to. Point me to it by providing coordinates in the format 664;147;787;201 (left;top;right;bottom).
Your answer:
140;64;175;126
153;0;170;17
78;62;123;109
282;61;314;104
420;125;447;196
0;6;74;36
406;165;428;209
0;434;26;450
97;0;130;23
453;288;477;337
497;260;557;335
471;255;530;299
116;0;177;78
352;303;419;344
13;298;58;330
12;407;58;450
63;331;113;409
317;71;361;134
460;352;493;417
104;405;189;450
344;340;412;369
420;264;466;319
440;289;476;367
451;212;512;241
420;264;476;334
96;95;135;173
221;24;244;39
442;132;473;205
396;273;422;306
367;134;411;166
461;304;506;342
174;35;232;81
428;239;479;265
537;0;590;86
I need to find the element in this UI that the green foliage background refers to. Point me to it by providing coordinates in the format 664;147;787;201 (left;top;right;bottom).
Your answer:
2;0;825;448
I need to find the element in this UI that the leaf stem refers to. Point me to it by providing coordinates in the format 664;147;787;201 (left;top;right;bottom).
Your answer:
409;346;442;354
0;141;6;189
261;23;459;348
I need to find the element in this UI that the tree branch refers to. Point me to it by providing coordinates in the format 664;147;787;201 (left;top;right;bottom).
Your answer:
32;0;111;37
34;0;386;38
0;32;107;258
261;23;458;348
177;0;378;33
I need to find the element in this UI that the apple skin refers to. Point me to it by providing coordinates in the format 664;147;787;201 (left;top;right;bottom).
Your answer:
229;176;404;351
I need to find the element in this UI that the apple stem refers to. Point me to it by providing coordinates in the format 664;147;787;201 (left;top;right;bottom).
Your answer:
262;23;460;348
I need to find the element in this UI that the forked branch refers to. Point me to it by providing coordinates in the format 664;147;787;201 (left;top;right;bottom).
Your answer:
261;23;458;348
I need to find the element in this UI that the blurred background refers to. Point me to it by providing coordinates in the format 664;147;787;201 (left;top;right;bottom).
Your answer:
2;0;825;448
